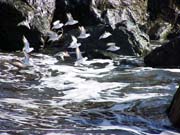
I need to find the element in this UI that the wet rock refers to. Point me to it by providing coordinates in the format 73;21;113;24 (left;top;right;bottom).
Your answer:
0;0;55;51
168;86;180;128
144;37;180;68
147;0;180;41
51;0;150;58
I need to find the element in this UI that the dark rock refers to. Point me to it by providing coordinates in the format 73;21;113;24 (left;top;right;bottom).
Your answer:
0;0;55;51
51;0;150;58
144;37;180;68
146;0;180;41
168;85;180;128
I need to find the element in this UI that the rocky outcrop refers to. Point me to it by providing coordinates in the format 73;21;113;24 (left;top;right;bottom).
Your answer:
144;0;180;68
144;37;180;68
50;0;150;58
0;0;55;51
168;85;180;128
147;0;180;41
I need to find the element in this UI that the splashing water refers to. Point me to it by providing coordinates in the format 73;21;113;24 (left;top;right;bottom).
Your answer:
0;52;180;135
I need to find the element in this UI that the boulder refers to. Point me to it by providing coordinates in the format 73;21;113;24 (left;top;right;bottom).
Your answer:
144;37;180;68
168;85;180;128
0;0;55;51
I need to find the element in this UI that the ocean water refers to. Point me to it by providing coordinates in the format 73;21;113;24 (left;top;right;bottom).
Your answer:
0;52;180;135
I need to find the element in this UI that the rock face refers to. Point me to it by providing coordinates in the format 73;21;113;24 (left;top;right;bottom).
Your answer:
144;0;180;68
51;0;150;57
0;0;55;51
144;37;180;68
168;86;180;128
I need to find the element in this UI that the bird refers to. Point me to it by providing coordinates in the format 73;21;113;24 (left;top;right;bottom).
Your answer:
6;51;31;69
22;51;31;65
68;36;81;48
22;36;34;53
78;26;91;39
54;51;70;61
99;31;112;39
106;42;120;52
47;31;63;42
52;20;64;30
74;46;88;66
65;13;78;26
68;36;87;65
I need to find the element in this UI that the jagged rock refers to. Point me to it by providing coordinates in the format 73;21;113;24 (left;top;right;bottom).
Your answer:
147;0;180;41
51;0;150;58
0;0;55;51
168;85;180;128
144;37;180;68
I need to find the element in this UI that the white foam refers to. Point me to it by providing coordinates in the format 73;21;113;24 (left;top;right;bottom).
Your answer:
0;98;39;109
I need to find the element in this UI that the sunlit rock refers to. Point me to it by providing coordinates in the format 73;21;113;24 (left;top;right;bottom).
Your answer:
0;0;55;51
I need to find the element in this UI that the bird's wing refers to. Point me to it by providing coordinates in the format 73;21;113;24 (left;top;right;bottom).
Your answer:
67;13;73;21
81;26;86;34
72;35;77;43
53;20;60;26
23;36;30;49
76;47;83;60
107;42;116;46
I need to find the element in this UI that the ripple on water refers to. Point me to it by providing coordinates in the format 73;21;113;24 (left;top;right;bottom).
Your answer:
0;53;180;135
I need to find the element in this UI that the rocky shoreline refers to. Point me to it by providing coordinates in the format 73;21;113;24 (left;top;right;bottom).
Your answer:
0;0;180;129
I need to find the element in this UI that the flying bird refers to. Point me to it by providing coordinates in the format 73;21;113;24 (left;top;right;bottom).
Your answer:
52;20;64;30
106;42;120;52
78;26;90;39
68;36;81;48
74;46;88;66
22;36;34;53
99;31;112;39
47;31;63;42
65;13;78;26
55;51;70;61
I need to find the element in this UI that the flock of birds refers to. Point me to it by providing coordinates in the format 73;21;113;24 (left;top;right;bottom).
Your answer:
11;13;120;68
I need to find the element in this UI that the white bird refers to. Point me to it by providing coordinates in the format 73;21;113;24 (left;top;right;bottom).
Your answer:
68;36;81;48
22;36;34;53
106;42;120;51
74;47;88;66
78;26;91;39
99;31;112;39
22;51;31;65
47;31;63;42
55;51;70;61
17;19;30;29
65;13;78;26
52;20;64;30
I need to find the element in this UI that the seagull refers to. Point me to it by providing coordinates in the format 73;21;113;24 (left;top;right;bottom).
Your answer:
99;31;112;39
106;42;120;51
52;20;64;30
22;51;31;65
8;50;31;69
74;47;88;66
55;51;70;61
17;19;30;29
65;13;78;26
78;26;91;39
47;31;63;42
22;36;34;53
68;36;81;48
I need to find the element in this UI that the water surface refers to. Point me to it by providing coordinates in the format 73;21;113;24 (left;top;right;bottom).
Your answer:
0;52;180;135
